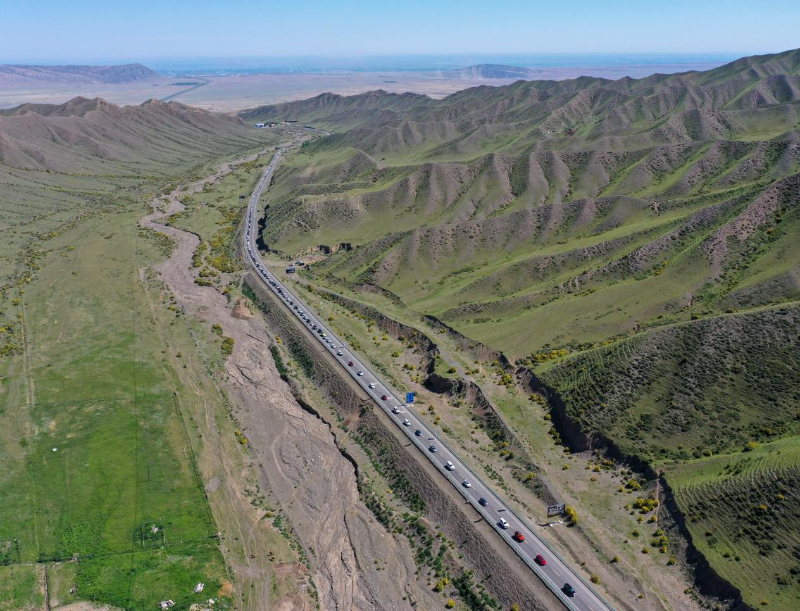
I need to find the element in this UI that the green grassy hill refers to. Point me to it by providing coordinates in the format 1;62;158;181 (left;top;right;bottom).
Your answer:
667;436;800;609
246;48;800;609
254;49;800;360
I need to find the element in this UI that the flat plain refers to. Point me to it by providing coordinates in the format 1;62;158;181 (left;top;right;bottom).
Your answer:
0;59;728;112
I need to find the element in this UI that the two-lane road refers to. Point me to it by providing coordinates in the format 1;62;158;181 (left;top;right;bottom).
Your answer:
242;150;613;611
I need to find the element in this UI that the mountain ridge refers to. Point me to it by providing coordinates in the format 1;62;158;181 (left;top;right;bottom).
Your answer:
253;49;800;608
0;96;251;172
0;62;158;84
240;47;800;134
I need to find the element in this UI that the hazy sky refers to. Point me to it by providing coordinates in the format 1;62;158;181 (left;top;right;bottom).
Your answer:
1;0;798;63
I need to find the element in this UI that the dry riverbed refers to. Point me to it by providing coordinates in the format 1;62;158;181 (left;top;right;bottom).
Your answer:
140;152;440;611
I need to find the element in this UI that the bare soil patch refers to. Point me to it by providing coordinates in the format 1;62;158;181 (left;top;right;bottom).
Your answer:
141;153;437;610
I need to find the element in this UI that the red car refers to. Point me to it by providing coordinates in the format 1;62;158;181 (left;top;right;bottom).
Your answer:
535;554;546;566
512;531;525;543
348;361;354;366
381;395;388;401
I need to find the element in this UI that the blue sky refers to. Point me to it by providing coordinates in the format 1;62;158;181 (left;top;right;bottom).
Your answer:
1;0;798;63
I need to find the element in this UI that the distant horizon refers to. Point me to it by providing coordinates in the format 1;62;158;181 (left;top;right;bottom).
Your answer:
2;51;749;75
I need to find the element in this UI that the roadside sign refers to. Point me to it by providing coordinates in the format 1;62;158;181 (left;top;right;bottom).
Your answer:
406;392;415;404
547;503;566;517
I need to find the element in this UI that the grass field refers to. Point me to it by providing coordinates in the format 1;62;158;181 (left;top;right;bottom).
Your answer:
0;99;289;609
0;566;42;611
0;211;223;608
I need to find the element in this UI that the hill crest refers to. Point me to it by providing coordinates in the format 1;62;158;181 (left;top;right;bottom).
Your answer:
0;96;249;171
0;62;158;84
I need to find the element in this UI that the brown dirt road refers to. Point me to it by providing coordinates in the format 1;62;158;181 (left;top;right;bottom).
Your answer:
140;151;441;611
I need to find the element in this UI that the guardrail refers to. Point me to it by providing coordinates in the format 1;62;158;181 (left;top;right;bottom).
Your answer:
244;154;612;611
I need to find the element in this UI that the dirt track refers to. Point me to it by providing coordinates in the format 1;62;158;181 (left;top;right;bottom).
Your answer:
140;151;442;611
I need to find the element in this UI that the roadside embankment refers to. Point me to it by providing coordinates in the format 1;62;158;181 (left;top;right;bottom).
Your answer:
245;273;563;610
142;153;439;611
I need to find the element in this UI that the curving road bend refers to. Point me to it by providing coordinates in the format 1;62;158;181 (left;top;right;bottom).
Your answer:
243;150;614;611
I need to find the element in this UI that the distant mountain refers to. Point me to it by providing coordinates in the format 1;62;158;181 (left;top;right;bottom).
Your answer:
0;63;158;84
0;96;253;172
443;64;544;79
242;47;800;132
239;90;434;131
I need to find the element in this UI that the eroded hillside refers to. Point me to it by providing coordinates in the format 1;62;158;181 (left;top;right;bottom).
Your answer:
246;48;800;610
252;49;800;360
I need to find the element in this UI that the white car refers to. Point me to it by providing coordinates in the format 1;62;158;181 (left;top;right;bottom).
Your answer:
403;419;411;426
498;518;509;530
337;351;343;356
445;461;455;471
368;383;376;389
462;480;471;488
391;406;401;414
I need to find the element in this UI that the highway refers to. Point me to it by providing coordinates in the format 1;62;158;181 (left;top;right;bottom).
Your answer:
242;150;613;611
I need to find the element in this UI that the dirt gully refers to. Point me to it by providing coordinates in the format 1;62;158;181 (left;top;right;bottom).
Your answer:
141;151;441;611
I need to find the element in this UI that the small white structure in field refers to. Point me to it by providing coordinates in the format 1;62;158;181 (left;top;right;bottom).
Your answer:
159;600;175;610
194;582;205;593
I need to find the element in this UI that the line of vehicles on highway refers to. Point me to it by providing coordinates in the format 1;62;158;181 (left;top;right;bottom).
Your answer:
244;235;575;598
241;153;594;608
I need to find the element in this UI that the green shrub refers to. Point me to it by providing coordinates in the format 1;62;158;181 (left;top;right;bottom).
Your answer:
564;505;578;526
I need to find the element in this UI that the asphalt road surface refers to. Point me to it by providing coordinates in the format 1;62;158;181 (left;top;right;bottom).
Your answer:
243;150;614;611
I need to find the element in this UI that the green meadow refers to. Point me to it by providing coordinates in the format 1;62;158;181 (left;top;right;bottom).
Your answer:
0;99;279;609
